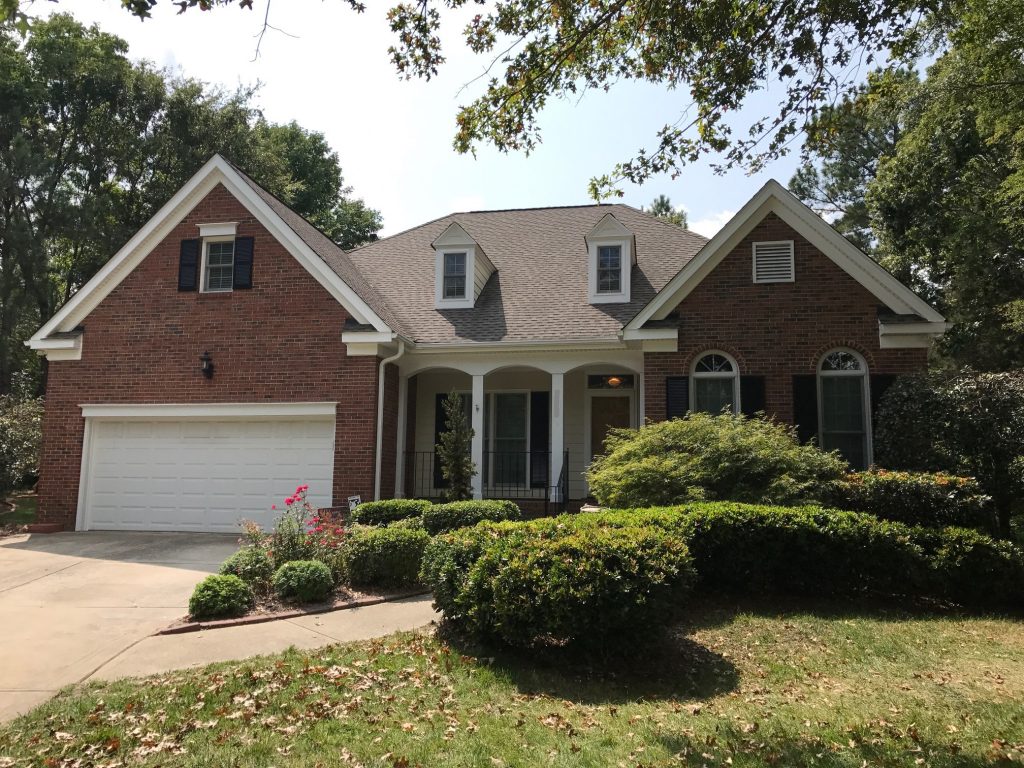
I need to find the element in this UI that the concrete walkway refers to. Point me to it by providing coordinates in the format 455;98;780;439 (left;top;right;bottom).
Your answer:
0;532;438;722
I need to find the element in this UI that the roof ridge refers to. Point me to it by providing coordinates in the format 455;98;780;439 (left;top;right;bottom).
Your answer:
615;203;710;243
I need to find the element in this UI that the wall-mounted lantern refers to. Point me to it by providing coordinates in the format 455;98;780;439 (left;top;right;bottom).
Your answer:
200;350;214;379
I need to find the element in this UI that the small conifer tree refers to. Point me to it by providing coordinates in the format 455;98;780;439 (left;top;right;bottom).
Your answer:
437;391;475;501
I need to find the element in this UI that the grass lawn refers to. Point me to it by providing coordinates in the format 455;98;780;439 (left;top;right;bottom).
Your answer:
0;494;36;527
1;598;1021;767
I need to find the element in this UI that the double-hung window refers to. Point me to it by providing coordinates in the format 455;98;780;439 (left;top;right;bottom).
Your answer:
203;240;235;292
691;352;739;414
443;252;467;299
596;244;622;294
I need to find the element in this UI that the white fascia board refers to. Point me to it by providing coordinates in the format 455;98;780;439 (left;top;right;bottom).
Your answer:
29;155;391;348
80;402;337;420
621;327;677;342
625;179;946;330
878;320;950;348
341;330;396;345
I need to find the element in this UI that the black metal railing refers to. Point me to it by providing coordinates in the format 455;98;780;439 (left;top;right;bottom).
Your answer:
403;451;569;511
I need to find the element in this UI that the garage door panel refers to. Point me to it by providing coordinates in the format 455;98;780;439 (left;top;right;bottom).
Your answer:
83;416;335;532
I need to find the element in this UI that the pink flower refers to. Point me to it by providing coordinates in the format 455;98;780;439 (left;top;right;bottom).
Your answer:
285;497;294;505
271;504;277;510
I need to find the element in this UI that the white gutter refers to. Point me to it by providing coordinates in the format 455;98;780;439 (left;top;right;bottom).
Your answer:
373;340;405;500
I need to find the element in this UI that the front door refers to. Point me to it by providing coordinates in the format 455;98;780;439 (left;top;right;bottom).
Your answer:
589;395;632;460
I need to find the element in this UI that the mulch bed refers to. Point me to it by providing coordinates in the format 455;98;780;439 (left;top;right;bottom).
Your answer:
159;586;431;635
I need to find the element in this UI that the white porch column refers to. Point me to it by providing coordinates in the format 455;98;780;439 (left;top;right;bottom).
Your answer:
471;373;484;500
550;372;565;502
394;374;409;498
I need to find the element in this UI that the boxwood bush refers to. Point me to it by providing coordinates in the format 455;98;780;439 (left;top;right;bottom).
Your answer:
342;524;430;588
422;504;1024;644
349;498;432;526
188;574;253;619
272;560;334;603
421;519;695;649
422;499;522;534
834;470;994;531
586;412;848;508
219;546;274;588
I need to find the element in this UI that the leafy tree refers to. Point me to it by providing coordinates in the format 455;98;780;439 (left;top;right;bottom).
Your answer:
0;15;380;395
875;371;1024;538
644;195;687;228
2;0;963;197
789;69;921;253
436;391;474;502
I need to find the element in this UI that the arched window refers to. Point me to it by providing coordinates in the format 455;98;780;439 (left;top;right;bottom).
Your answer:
817;349;871;469
691;352;739;414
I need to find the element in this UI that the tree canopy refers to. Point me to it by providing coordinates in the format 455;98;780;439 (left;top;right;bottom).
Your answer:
790;0;1024;371
643;195;688;228
0;14;381;396
1;0;964;198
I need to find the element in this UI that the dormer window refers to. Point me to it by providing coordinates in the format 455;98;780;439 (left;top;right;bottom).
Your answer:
586;214;634;304
433;222;495;309
597;245;622;294
443;252;467;299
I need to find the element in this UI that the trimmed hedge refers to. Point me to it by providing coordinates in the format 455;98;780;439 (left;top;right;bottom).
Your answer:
350;498;432;527
835;470;994;531
422;499;522;535
272;560;334;603
420;519;695;649
421;503;1024;646
220;546;275;587
342;524;430;588
188;574;253;619
586;412;848;508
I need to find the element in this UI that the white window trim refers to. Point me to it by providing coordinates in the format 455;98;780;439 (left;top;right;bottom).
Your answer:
198;221;238;238
752;240;795;284
588;237;632;304
434;246;477;309
201;235;235;293
816;348;873;467
689;350;741;414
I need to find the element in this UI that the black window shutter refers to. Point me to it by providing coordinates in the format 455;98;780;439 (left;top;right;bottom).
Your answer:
233;236;254;289
870;374;897;434
178;239;200;291
432;393;448;489
666;376;689;420
740;375;766;417
530;391;550;488
792;374;819;444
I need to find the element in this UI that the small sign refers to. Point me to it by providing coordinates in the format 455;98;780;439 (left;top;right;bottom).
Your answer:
347;495;361;511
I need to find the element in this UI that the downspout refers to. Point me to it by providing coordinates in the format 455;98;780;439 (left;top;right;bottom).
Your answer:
373;339;406;500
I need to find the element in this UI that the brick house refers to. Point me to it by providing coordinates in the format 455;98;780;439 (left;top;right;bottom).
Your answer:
28;155;947;532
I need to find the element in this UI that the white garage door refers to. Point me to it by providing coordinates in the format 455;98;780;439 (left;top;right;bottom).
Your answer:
82;415;335;532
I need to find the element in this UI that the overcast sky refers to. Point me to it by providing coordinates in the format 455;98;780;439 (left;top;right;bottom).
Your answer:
41;0;803;237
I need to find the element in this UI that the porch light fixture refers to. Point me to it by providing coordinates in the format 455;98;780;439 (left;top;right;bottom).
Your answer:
606;375;623;388
200;350;214;379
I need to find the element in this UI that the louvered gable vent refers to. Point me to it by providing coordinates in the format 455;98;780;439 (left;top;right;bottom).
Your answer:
752;240;795;283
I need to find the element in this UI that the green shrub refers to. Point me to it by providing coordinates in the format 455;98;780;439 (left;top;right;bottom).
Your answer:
835;470;994;531
422;499;522;534
387;516;426;531
342;524;430;588
876;371;1024;536
350;499;432;527
219;546;274;587
586;412;848;508
0;396;43;496
188;574;253;619
421;519;695;649
272;560;334;603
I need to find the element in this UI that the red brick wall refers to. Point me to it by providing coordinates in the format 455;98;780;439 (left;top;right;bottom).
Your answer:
644;212;928;424
378;362;400;501
37;183;389;529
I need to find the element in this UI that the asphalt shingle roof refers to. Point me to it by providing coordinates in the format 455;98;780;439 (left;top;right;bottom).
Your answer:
347;205;708;343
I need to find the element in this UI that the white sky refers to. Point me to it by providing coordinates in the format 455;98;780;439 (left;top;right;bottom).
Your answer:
40;0;803;237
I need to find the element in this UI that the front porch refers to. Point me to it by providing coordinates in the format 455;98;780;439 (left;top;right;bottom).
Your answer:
391;353;646;507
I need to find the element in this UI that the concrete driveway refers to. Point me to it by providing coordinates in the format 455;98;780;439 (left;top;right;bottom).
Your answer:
0;531;237;721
